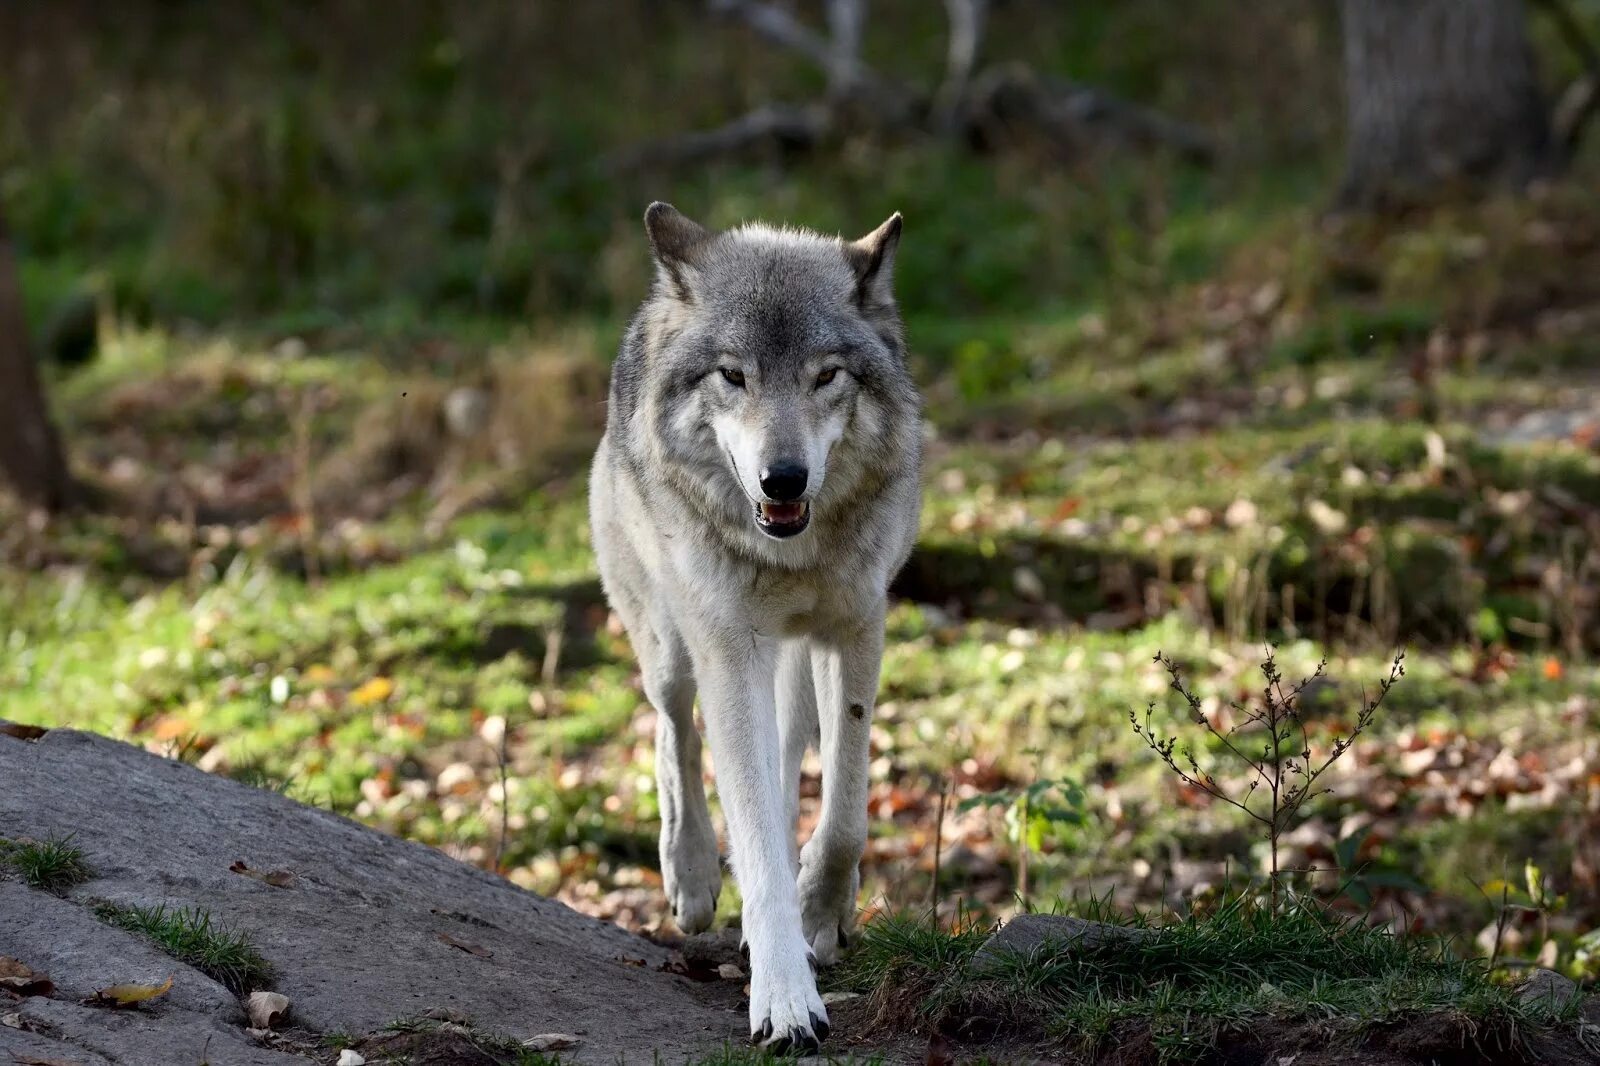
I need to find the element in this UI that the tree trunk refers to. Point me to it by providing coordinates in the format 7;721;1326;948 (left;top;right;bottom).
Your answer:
1339;0;1555;207
0;206;76;511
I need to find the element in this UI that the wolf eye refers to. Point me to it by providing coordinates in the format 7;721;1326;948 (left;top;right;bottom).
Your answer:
815;367;840;388
718;367;746;388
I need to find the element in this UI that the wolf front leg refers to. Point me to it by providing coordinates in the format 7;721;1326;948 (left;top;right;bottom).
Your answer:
799;607;884;965
696;632;828;1052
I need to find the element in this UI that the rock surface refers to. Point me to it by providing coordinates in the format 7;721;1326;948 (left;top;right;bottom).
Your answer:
971;913;1147;975
0;728;741;1065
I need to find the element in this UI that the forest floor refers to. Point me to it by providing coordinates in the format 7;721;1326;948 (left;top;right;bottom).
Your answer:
6;177;1600;1062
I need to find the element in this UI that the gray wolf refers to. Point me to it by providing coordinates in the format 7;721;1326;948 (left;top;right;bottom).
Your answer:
588;203;922;1051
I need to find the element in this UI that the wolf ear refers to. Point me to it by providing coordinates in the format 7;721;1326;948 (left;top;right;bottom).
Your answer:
645;202;712;301
845;212;902;310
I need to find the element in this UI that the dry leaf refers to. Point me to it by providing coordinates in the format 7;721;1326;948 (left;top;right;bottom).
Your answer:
0;721;47;741
716;962;743;980
0;1012;22;1029
436;933;492;958
10;1054;79;1066
229;860;295;888
246;990;289;1029
336;1052;367;1066
523;1034;581;1052
0;958;54;997
349;677;395;706
91;974;173;1007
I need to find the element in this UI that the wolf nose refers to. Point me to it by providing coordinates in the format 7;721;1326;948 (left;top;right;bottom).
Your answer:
759;463;808;502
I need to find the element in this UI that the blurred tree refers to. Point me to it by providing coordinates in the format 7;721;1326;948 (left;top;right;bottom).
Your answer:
0;206;77;511
1338;0;1555;206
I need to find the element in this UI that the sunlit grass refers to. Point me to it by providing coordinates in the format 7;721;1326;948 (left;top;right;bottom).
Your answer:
840;900;1581;1060
1;833;93;893
92;902;273;995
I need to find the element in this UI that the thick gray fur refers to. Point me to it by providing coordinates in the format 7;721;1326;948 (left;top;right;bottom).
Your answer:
589;203;921;1051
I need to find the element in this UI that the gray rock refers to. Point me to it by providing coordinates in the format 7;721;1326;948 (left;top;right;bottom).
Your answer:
0;729;741;1064
972;913;1147;975
1519;967;1579;1006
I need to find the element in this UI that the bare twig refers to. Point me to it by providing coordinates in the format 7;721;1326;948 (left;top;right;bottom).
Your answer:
494;613;565;874
928;776;948;918
493;714;512;875
289;389;320;585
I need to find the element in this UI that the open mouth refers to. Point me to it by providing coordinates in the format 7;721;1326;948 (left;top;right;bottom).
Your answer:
754;500;810;538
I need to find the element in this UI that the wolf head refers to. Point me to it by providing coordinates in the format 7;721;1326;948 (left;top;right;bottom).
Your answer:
625;203;916;546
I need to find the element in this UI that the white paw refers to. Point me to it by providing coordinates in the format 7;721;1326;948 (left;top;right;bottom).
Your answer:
798;850;860;967
662;820;721;934
748;939;828;1053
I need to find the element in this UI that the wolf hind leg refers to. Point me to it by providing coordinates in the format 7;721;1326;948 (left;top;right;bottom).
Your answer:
640;627;721;934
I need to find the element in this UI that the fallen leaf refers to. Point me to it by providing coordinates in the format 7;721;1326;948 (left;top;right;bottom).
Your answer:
0;1012;21;1029
349;677;395;706
0;721;47;741
9;1054;79;1065
0;958;54;997
523;1034;581;1052
246;990;289;1029
716;962;743;980
229;861;295;888
1049;496;1082;523
617;955;646;967
90;975;173;1007
336;1052;367;1066
436;933;492;958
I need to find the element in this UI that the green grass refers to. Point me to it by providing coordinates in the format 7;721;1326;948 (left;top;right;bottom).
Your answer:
1;834;93;893
92;902;274;995
840;899;1582;1061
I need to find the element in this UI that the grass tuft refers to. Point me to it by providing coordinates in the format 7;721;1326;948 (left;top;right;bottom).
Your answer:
92;901;273;995
841;897;1581;1061
1;834;93;892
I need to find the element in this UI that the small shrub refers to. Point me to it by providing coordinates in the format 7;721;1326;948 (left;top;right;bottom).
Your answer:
1130;646;1404;901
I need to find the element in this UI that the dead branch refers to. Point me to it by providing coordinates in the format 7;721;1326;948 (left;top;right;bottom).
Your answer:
825;0;867;98
709;0;912;114
966;64;1217;164
1554;74;1600;155
934;0;988;131
623;6;1215;172
608;103;830;173
1531;0;1600;152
